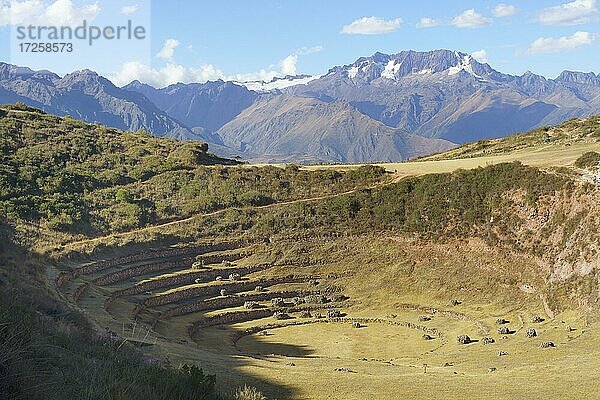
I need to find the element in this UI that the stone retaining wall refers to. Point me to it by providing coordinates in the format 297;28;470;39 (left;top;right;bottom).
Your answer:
55;241;246;287
161;289;329;319
230;316;442;344
93;258;193;286
188;303;347;337
141;275;311;309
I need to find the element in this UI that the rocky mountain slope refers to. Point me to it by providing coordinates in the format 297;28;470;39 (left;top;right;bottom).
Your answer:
0;63;198;140
2;49;600;163
288;50;600;143
217;94;453;163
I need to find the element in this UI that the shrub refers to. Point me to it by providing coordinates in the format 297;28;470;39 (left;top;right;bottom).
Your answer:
574;151;600;169
456;335;472;344
233;385;268;400
482;337;495;345
525;328;537;338
498;327;511;335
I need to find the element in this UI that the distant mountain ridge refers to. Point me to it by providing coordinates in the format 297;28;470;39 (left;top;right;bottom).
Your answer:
2;49;600;163
0;63;197;140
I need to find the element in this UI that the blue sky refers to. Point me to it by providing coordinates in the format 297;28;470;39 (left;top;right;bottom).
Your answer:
1;0;599;87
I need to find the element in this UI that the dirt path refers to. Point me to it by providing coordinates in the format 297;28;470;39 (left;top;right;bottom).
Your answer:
51;178;402;254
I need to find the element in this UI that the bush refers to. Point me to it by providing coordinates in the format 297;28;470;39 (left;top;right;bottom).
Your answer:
456;335;472;344
233;385;268;400
574;151;600;169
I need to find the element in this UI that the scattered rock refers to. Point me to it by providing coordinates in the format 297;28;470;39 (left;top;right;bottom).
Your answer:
482;337;495;345
525;328;537;338
291;297;304;306
273;311;289;320
422;334;433;340
449;299;462;307
540;341;555;348
244;301;260;310
255;286;263;292
258;331;269;336
565;325;575;332
495;318;509;325
456;335;472;344
328;310;342;319
215;276;223;281
352;321;362;329
531;315;545;323
334;367;353;373
441;362;453;367
220;289;227;297
498;351;508;356
271;297;285;308
419;315;432;322
286;362;296;366
304;294;326;304
488;367;497;373
498;327;511;335
229;273;241;281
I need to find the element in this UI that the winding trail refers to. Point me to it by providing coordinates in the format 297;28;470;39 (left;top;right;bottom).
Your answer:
50;176;405;254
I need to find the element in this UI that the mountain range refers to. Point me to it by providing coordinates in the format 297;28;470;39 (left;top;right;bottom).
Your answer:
2;49;600;163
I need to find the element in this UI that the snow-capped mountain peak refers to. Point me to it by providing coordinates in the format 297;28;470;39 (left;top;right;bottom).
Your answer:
237;74;321;92
341;49;496;82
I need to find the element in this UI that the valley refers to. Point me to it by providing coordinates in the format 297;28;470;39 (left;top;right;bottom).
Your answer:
2;105;600;399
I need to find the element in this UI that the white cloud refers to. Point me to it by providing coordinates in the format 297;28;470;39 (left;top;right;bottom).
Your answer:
416;17;440;28
114;40;324;87
2;0;99;26
471;49;488;63
492;4;518;17
452;9;492;28
296;45;324;55
528;31;595;54
341;16;402;35
112;45;322;88
156;39;180;61
0;0;100;27
537;0;597;25
280;54;298;76
120;4;138;15
111;61;226;88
